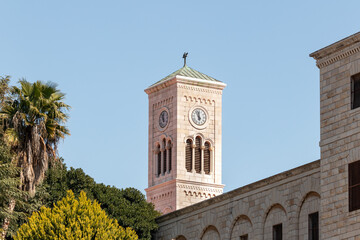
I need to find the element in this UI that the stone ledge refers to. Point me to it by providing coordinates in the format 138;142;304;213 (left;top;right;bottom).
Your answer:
156;159;320;223
310;32;360;61
144;76;226;95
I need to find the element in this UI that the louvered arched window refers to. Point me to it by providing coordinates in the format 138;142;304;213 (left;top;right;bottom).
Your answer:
156;144;161;176
185;139;192;172
204;142;211;174
168;140;172;172
162;139;167;174
195;136;202;173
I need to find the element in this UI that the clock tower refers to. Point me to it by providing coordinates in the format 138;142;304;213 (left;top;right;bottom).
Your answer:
144;58;226;214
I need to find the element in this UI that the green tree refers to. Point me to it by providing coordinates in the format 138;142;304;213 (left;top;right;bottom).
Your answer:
15;190;138;240
0;77;32;240
0;142;27;239
0;76;11;111
43;160;96;207
42;161;160;240
92;185;160;240
1;80;70;196
0;79;70;238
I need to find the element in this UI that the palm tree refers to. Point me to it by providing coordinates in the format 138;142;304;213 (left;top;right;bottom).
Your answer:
0;79;70;239
2;79;70;196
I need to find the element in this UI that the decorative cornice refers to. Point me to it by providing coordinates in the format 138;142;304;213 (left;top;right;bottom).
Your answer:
310;32;360;68
145;179;176;193
183;190;217;198
310;32;360;60
178;84;222;95
149;191;173;202
153;96;173;110
184;95;215;104
315;45;360;69
175;179;224;189
144;75;226;95
177;184;223;193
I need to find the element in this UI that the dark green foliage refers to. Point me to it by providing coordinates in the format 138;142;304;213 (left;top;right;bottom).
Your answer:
42;160;160;240
0;140;42;239
42;160;95;206
92;185;161;240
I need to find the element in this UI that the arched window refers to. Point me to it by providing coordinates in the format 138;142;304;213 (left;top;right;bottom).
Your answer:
185;139;192;172
157;144;161;176
162;139;167;174
195;136;202;173
204;142;210;174
168;140;172;172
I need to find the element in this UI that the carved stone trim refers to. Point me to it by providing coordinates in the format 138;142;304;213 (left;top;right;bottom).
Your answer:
310;31;360;60
178;84;222;95
150;191;173;202
144;75;226;95
177;184;223;193
315;45;360;69
184;190;216;198
153;96;173;110
184;95;214;104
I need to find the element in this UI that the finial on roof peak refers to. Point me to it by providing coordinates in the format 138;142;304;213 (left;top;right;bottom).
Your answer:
182;52;188;67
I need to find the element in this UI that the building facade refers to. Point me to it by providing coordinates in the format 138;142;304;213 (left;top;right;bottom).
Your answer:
148;32;360;239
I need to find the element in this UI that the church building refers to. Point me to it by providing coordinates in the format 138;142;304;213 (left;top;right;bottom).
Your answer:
145;32;360;239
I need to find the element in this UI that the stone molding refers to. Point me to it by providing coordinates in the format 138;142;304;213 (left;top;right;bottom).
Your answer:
183;190;216;198
144;75;226;95
184;95;215;104
150;191;173;202
153;96;173;110
153;134;172;149
184;133;214;147
315;45;360;69
310;31;360;61
175;179;224;189
178;184;223;193
178;84;222;95
145;179;176;193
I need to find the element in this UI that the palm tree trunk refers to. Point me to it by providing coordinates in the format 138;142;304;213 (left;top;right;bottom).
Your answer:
0;198;16;240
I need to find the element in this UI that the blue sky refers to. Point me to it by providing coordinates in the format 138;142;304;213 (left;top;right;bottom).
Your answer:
0;1;359;193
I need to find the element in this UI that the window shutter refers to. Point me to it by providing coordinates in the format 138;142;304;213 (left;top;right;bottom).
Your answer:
195;137;201;173
168;141;172;172
204;142;210;174
185;139;192;172
163;139;167;174
157;148;161;176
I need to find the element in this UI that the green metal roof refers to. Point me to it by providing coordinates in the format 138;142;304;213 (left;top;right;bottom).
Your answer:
151;65;221;87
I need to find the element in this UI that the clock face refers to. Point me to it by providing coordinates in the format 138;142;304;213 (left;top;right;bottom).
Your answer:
159;110;169;128
191;108;207;125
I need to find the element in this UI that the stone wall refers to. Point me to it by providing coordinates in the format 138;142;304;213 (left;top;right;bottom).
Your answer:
310;32;360;239
154;161;320;240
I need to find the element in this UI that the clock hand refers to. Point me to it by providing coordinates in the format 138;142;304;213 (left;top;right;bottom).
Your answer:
197;111;201;121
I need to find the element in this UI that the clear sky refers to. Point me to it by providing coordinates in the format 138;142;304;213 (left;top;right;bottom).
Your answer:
0;1;359;193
